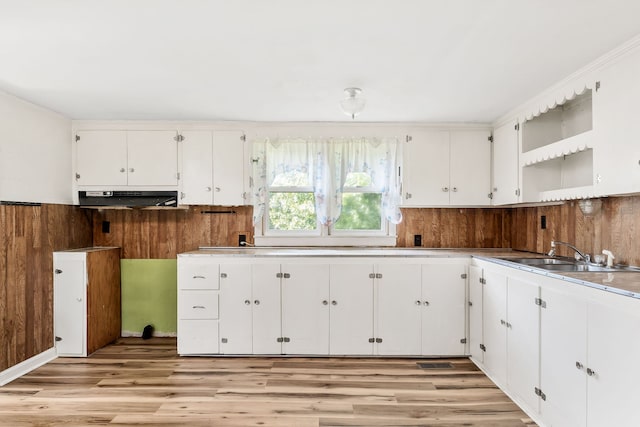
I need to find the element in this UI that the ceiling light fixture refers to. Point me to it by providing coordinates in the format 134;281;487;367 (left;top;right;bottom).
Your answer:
340;87;366;119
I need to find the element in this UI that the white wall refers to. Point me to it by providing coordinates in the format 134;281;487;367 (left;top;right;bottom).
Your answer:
0;91;72;204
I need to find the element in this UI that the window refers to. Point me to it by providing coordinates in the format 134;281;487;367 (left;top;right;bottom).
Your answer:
251;137;402;243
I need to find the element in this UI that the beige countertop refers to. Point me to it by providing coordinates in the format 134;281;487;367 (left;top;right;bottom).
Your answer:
181;247;640;299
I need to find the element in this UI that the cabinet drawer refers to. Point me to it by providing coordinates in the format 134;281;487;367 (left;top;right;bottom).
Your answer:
177;319;219;354
179;260;219;290
179;290;219;319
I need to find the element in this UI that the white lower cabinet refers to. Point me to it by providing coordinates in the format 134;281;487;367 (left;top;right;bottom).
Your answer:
472;260;640;427
421;264;467;355
481;268;509;385
179;255;469;357
506;277;540;413
177;258;220;355
280;263;330;355
329;263;375;355
376;263;422;355
586;297;640;427
218;263;253;354
539;282;640;427
468;265;484;363
482;268;541;414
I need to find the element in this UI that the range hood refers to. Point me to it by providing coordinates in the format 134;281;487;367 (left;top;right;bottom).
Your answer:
79;191;179;208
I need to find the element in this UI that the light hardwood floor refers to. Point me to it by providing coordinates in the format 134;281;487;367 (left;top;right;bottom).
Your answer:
0;338;536;426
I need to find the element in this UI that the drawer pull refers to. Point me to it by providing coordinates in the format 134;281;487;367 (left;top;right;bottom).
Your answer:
244;300;251;305
193;275;206;279
192;305;206;309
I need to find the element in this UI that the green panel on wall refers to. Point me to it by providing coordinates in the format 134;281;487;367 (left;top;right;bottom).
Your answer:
121;259;177;336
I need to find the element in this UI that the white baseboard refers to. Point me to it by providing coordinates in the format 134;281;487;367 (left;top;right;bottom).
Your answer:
0;348;57;386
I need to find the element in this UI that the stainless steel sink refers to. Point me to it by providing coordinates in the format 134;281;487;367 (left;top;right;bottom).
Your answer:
497;257;637;273
503;257;575;266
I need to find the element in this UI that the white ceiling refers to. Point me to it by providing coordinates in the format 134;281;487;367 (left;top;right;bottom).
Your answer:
1;0;640;123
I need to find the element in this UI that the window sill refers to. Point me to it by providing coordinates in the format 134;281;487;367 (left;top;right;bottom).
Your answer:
254;236;397;247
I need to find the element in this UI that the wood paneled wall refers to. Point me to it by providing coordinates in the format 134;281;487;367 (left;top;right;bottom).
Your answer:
0;204;92;371
91;206;254;259
508;195;640;266
397;208;512;249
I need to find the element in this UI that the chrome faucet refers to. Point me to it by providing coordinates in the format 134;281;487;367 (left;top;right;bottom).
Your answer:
548;241;591;263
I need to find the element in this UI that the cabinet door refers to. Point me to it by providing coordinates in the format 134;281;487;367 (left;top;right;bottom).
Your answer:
506;277;540;413
403;130;450;206
219;263;253;354
482;269;507;385
468;265;484;362
540;285;587;427
178;319;219;354
180;131;213;205
127;130;178;186
450;130;492;205
212;130;246;206
421;264;467;355
492;121;520;205
281;263;330;355
251;264;282;354
53;255;86;356
593;50;640;196
587;299;640;427
76;130;128;186
376;263;422;355
329;264;374;355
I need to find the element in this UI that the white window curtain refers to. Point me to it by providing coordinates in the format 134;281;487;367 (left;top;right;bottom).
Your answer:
251;137;403;226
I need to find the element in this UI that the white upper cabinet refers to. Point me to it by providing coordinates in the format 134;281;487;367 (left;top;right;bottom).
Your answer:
403;129;491;206
127;131;179;186
76;130;128;186
180;130;246;206
403;130;450;206
491;121;520;205
449;130;492;205
75;130;178;187
592;49;640;196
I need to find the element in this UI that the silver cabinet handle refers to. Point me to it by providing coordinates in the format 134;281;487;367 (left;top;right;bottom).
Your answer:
55;269;63;274
76;297;82;302
244;300;251;305
120;168;126;173
452;187;458;192
415;300;421;305
500;319;506;325
442;187;449;192
193;275;206;279
369;273;375;279
220;273;227;278
322;300;328;305
587;368;596;377
192;305;205;309
254;300;260;305
206;186;212;192
331;300;337;306
129;168;135;173
215;187;221;192
423;301;430;306
576;361;584;370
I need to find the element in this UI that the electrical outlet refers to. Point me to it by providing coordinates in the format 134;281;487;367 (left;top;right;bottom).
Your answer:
541;215;547;230
414;234;422;247
238;234;247;246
